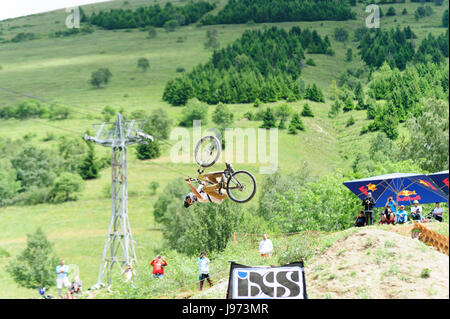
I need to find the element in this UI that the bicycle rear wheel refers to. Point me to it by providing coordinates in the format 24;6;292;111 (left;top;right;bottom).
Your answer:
226;170;257;203
194;135;221;168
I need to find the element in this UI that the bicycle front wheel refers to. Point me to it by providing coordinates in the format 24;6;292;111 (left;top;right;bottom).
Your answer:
194;135;221;167
226;170;257;203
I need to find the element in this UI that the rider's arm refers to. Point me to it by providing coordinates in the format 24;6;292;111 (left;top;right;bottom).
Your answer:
185;179;208;203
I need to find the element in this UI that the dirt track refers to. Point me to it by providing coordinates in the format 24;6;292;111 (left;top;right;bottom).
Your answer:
190;227;449;299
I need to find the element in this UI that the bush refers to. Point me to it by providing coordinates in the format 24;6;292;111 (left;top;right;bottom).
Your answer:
334;27;349;42
90;68;112;88
346;115;355;127
179;99;208;126
47;172;84;203
8;228;59;289
301;103;314;117
136;140;161;160
306;58;316;66
0;159;21;206
137;57;150;72
164;19;179;32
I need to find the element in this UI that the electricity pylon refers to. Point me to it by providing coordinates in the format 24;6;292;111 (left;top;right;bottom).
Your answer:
84;113;153;288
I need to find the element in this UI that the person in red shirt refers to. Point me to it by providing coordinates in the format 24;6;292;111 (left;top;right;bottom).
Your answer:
150;255;168;279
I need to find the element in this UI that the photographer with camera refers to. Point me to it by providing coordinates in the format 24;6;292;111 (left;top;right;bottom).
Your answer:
385;195;398;214
362;192;376;225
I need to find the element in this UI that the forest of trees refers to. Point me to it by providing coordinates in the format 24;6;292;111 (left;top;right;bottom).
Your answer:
88;1;215;29
200;0;356;25
163;26;329;105
363;61;448;139
358;27;449;70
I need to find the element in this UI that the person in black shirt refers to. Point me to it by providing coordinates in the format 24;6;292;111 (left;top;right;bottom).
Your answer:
354;211;367;227
362;192;376;225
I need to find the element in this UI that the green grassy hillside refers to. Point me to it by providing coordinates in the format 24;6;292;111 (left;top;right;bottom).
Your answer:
0;0;448;298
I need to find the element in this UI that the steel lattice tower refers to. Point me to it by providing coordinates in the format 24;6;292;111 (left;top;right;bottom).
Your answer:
84;113;153;288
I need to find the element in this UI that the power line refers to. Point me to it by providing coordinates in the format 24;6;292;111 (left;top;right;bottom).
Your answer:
0;87;182;146
0;86;103;117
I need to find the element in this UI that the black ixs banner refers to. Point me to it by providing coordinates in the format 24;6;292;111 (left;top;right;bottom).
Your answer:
226;261;307;299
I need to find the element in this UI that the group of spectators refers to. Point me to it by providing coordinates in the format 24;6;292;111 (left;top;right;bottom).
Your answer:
51;259;82;299
354;191;445;227
51;234;274;297
144;235;274;291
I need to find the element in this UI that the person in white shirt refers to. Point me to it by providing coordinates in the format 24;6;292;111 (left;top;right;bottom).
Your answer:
258;234;273;258
56;259;70;297
411;200;423;221
431;202;444;222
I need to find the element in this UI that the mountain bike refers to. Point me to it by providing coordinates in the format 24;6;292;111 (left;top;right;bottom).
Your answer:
190;135;257;203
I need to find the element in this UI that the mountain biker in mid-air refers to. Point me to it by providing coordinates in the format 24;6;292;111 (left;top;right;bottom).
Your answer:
184;171;227;207
183;136;257;208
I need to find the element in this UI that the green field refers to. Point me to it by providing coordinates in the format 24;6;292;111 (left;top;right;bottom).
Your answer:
0;0;448;298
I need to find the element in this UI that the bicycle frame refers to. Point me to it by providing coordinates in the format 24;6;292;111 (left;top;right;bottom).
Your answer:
191;164;241;199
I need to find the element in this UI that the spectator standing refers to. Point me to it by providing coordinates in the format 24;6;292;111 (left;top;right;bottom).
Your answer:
362;192;376;225
411;200;423;221
431;202;444;222
56;259;70;297
396;205;408;224
258;234;273;258
354;211;367;227
150;255;168;279
197;251;213;291
121;263;135;283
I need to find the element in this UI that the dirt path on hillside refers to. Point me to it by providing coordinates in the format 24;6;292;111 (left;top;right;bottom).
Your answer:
305;228;449;299
189;228;449;299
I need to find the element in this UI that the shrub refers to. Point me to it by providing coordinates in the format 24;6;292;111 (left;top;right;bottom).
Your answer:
179;98;208;126
48;172;84;203
137;57;150;72
334;27;349;42
136;140;161;160
90;68;112;88
306;58;316;66
8;228;59;289
301;103;314;117
346;115;355;127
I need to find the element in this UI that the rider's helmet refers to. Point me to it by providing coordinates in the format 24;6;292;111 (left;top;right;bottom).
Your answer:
184;193;197;208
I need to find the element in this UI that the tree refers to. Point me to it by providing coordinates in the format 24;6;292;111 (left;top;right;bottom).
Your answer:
48;172;84;203
301;103;314;117
346;48;353;62
386;6;396;16
8;228;59;289
147;26;157;38
149;181;159;195
443;8;449;27
179;98;208;126
346;115;355;127
305;84;325;102
288;112;305;133
260;108;276;129
164;19;179;32
90;68;112;88
11;145;58;191
143;108;173;140
406;98;449;172
136;140;161;160
212;103;234;129
137;58;150;72
0;159;20;206
334;27;349;42
79;142;100;180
